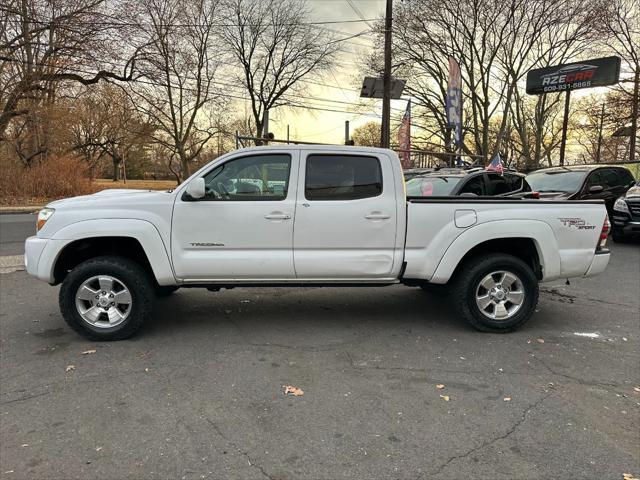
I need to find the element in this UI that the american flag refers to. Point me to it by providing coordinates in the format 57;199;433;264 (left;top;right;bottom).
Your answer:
397;100;411;169
486;153;504;174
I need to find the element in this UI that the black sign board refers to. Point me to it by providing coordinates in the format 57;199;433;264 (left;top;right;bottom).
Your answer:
526;56;621;95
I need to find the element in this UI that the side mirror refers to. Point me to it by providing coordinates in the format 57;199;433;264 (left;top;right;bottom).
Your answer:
185;178;206;200
588;185;604;194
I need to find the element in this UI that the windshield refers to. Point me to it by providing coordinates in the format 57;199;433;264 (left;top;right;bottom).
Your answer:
525;170;587;193
405;176;461;196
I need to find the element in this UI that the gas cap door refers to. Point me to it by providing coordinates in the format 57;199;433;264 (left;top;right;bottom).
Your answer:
454;209;477;228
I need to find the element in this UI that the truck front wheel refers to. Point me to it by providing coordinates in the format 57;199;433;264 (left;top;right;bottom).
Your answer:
59;256;154;341
452;254;539;333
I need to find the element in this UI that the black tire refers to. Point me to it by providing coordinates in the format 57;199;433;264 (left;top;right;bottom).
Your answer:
451;253;539;333
59;255;154;341
156;285;179;297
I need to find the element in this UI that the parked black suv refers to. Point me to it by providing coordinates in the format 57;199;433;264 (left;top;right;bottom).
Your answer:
405;167;531;197
525;165;636;216
611;182;640;242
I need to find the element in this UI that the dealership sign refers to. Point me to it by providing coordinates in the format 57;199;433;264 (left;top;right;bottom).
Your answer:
526;56;621;95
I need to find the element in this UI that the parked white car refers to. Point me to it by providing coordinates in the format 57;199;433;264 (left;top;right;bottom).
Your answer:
25;145;611;340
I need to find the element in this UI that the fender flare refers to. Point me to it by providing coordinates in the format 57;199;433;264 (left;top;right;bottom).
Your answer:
430;220;560;283
47;218;175;285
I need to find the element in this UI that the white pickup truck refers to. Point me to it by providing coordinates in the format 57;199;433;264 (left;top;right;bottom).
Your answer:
25;145;611;340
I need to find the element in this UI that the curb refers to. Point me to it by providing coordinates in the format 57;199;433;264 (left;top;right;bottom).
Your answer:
0;206;42;214
0;255;25;274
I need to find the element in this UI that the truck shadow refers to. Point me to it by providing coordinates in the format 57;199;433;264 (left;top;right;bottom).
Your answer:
141;286;473;340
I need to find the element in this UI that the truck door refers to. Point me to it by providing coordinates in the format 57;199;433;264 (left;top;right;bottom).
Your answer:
293;152;398;279
171;151;298;280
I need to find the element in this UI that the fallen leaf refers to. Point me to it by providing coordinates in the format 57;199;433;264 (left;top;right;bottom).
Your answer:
623;474;639;480
65;365;75;372
436;384;445;390
440;395;450;402
283;385;304;396
81;349;96;355
503;397;512;402
536;338;545;344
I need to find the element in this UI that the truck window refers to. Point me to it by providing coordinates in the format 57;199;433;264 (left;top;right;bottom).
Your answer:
458;176;484;196
202;154;291;201
486;173;511;195
601;169;621;188
305;154;382;201
617;168;635;187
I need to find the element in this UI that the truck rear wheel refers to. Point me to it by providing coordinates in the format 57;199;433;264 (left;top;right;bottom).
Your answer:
59;256;154;341
452;253;538;333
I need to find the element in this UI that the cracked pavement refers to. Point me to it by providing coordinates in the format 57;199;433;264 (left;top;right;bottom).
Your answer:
0;241;639;479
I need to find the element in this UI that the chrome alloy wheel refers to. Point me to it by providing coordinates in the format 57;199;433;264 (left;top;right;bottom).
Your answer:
475;270;525;321
75;275;132;328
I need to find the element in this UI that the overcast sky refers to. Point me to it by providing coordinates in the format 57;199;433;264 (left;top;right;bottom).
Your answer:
260;0;394;145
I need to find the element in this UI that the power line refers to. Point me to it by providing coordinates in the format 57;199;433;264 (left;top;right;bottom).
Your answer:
2;56;406;120
0;7;378;27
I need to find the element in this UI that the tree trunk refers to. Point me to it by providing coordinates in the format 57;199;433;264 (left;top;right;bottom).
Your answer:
180;155;191;181
112;157;121;181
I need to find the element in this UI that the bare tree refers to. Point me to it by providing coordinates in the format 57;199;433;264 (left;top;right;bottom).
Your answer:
380;0;597;165
130;0;224;181
220;0;337;142
598;0;640;162
572;91;632;163
352;121;381;147
71;85;152;181
0;0;140;147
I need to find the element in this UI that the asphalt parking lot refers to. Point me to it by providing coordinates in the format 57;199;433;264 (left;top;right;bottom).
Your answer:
0;215;639;479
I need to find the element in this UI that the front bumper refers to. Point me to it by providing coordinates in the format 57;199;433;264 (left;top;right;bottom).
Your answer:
584;249;610;278
24;236;48;278
24;236;69;283
612;221;640;237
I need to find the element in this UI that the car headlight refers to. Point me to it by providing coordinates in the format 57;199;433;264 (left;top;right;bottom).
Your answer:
613;198;630;214
37;208;55;232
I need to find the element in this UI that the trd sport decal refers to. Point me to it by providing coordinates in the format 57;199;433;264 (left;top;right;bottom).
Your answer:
558;218;596;230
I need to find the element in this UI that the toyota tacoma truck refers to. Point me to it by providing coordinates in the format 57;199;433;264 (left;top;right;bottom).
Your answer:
24;145;611;340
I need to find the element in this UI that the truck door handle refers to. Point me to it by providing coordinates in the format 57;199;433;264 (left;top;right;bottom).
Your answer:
365;212;391;220
264;212;291;220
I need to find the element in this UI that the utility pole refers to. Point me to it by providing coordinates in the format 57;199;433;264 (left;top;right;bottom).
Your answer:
263;109;270;145
345;120;350;145
380;0;392;148
559;90;571;166
596;102;605;163
630;66;639;163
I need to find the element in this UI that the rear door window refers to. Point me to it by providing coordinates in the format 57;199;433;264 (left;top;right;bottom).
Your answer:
458;175;485;196
601;169;622;188
617;168;635;187
585;171;603;190
305;155;382;201
485;173;511;195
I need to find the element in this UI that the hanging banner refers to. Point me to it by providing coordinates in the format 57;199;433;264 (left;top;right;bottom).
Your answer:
446;56;463;147
397;100;411;169
526;56;621;95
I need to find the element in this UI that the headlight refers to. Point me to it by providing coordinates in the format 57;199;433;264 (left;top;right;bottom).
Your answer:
36;208;55;232
613;198;629;214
